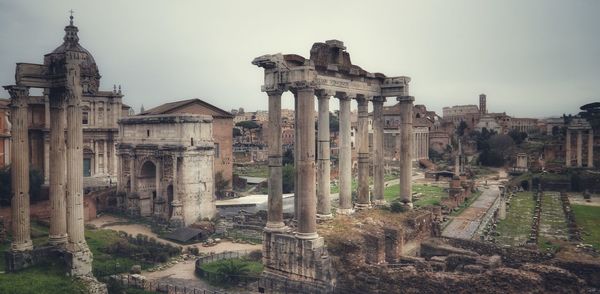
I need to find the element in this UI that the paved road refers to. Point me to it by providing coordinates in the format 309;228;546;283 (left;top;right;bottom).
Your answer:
441;185;501;239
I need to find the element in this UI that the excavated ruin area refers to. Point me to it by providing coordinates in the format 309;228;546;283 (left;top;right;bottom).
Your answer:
318;208;600;293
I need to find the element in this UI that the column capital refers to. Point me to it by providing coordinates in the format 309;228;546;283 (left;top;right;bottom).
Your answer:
356;95;368;105
372;96;386;103
397;96;415;103
315;89;334;100
289;81;316;94
335;92;355;101
266;88;285;96
4;85;29;107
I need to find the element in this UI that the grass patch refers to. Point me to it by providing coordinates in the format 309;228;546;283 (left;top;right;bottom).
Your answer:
383;184;445;207
572;204;600;249
199;257;263;275
496;192;535;246
235;164;268;178
198;257;263;287
538;192;568;250
0;264;86;294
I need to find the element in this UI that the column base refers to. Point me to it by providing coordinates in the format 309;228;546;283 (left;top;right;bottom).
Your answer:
372;199;388;206
400;202;414;210
354;203;372;210
265;222;288;233
65;244;93;277
336;208;355;215
295;232;319;240
11;240;33;252
316;213;333;220
48;234;68;246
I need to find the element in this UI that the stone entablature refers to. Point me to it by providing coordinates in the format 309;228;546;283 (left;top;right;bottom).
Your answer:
117;114;216;227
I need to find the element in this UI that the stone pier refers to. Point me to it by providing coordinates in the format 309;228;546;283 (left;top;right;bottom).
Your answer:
356;96;370;209
398;96;414;208
337;94;354;214
48;89;68;246
316;90;332;218
4;86;33;252
266;89;286;231
372;96;386;205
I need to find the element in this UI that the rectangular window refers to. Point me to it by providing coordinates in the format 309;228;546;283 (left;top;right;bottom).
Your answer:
214;143;220;158
82;112;89;125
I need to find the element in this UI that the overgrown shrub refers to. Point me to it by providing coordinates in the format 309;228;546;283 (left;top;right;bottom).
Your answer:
390;201;409;213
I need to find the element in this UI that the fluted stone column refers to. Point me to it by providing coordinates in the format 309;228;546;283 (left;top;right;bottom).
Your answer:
4;85;33;251
266;89;286;231
65;53;90;254
372;97;386;205
337;94;354;214
356;96;370;209
577;130;583;167
295;87;317;239
566;130;571;167
588;130;594;168
316;90;332;218
398;96;414;208
48;89;68;245
294;94;299;220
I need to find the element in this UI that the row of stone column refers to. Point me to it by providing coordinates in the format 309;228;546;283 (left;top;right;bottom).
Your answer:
264;87;414;238
565;129;594;168
414;131;429;160
5;54;90;254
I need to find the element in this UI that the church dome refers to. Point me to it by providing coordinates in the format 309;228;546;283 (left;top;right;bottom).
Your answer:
44;15;101;95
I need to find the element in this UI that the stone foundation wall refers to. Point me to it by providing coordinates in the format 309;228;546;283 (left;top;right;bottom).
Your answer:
260;232;335;293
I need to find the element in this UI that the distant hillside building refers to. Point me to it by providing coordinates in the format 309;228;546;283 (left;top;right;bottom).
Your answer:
442;104;481;130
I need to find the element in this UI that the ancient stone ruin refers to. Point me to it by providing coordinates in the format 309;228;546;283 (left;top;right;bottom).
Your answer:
252;40;415;293
116;114;217;226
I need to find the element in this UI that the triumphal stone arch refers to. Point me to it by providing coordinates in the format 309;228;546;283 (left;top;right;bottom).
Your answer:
253;40;414;293
3;15;95;278
116;114;217;227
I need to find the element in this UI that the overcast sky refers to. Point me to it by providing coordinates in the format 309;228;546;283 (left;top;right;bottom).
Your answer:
1;0;599;118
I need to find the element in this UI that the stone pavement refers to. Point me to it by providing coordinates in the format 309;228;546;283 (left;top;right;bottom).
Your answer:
442;185;501;239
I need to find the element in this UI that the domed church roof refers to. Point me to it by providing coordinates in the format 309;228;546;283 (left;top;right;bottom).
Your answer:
44;14;101;95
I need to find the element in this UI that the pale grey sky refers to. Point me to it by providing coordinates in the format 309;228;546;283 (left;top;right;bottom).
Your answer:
1;0;599;117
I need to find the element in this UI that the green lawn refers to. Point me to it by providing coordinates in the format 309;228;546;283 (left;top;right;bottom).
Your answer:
572;204;600;249
496;192;535;246
383;184;445;207
235;164;269;178
0;265;86;294
537;192;568;250
85;229;154;277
